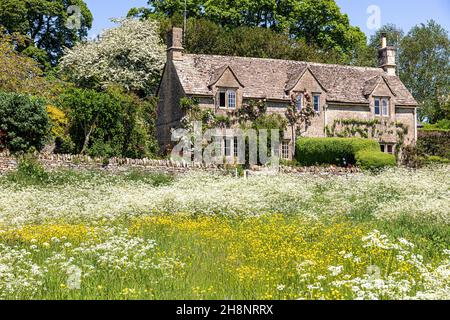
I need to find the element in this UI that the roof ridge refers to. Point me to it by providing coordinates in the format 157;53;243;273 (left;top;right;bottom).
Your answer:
184;53;383;72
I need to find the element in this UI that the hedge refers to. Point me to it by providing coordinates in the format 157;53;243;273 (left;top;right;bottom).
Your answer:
417;130;450;159
295;138;380;166
355;150;396;170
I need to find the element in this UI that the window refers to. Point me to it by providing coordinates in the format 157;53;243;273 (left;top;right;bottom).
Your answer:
224;138;231;157
374;97;389;116
313;94;320;113
281;141;290;160
295;93;303;111
218;89;237;109
374;97;381;115
228;91;236;109
233;137;239;158
219;91;226;108
382;98;389;116
381;143;394;154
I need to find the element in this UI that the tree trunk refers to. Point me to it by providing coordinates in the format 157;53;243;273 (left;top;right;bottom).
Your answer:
80;117;97;155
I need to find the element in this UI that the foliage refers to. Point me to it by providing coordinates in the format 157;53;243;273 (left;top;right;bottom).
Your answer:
400;145;423;169
131;1;367;64
0;91;51;153
0;0;93;64
58;87;159;158
399;20;450;123
355;150;396;171
325;118;410;155
417;130;450;159
169;18;350;64
295;137;380;166
60;18;166;96
0;30;48;94
422;156;450;165
4;164;174;187
423;119;450;131
5;154;49;185
355;24;405;67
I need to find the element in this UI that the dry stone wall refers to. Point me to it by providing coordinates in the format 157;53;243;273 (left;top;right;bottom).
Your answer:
0;151;361;176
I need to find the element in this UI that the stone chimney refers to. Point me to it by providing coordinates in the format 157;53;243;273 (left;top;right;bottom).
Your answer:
166;27;184;61
378;33;397;76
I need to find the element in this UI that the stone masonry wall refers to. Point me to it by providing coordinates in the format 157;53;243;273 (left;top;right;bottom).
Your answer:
0;151;361;176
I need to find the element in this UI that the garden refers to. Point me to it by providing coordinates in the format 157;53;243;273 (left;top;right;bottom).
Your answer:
0;162;448;300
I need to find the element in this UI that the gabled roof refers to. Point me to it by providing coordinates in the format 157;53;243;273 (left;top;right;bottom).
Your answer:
172;54;417;106
208;65;245;88
363;75;397;97
284;67;328;93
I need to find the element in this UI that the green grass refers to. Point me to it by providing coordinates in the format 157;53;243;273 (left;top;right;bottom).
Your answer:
0;166;448;300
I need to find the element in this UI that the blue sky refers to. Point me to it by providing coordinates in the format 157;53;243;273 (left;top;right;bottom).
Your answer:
85;0;450;40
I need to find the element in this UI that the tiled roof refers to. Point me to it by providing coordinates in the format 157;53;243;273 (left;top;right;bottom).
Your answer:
172;54;417;106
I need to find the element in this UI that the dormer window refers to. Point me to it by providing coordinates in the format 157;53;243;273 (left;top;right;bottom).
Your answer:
374;97;389;116
218;89;237;109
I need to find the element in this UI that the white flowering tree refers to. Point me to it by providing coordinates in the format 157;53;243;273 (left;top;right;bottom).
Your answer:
60;18;166;95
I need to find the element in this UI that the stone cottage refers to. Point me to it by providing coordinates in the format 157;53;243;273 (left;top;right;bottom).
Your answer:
156;27;418;159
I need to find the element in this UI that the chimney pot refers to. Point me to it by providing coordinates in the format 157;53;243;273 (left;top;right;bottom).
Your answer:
381;32;387;48
378;33;397;76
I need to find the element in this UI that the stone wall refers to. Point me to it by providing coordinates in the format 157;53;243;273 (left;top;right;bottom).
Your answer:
0;152;226;175
0;151;361;176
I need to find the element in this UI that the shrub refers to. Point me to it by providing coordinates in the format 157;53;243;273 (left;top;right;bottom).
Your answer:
0;91;51;153
400;145;423;168
6;154;49;185
417;130;450;159
356;150;396;171
295;138;380;166
422;155;450;164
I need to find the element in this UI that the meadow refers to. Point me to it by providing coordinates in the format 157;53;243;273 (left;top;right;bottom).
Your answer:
0;165;449;300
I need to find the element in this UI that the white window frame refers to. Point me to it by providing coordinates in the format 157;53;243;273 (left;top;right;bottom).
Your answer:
382;98;389;116
217;89;237;109
281;140;290;160
228;91;236;109
374;97;389;117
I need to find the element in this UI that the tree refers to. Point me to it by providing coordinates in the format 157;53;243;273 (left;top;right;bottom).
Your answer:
0;0;93;64
292;0;367;59
399;20;450;123
0;91;51;153
355;24;404;67
0;30;47;94
285;92;316;156
60;18;166;96
157;17;353;65
130;0;367;62
59;87;158;158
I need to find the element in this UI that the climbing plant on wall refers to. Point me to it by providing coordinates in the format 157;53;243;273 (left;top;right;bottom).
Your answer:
325;118;409;154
